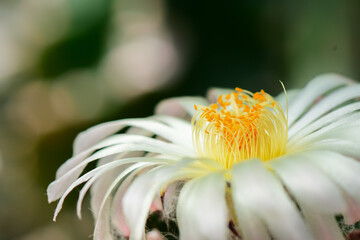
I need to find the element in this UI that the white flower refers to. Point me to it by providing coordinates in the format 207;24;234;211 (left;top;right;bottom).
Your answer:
48;73;360;240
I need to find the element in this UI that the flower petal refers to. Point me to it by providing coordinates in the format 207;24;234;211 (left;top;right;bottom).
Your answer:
289;102;360;141
48;136;188;202
51;157;171;221
73;117;192;155
301;151;360;207
302;210;344;240
155;97;209;117
275;88;300;113
343;193;360;225
231;202;271;240
297;138;360;159
109;164;164;238
90;152;143;220
289;84;360;138
57;124;191;181
287;73;353;126
288;112;360;150
231;159;313;240
162;181;184;219
122;159;196;240
177;172;228;240
269;155;347;214
93;163;153;240
152;115;192;143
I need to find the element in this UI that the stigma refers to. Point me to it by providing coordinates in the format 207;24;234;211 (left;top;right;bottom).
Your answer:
192;88;288;169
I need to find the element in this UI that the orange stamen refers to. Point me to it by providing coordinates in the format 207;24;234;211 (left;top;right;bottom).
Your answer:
191;87;287;169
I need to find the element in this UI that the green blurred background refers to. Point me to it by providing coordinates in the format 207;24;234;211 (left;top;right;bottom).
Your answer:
0;0;359;239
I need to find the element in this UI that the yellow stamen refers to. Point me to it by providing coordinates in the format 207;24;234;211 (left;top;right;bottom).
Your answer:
192;88;288;169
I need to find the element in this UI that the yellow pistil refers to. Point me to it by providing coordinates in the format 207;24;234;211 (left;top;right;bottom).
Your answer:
192;88;288;169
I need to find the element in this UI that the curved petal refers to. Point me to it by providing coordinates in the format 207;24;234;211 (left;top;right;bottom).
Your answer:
110;164;165;238
90;152;144;220
51;157;172;221
73;117;192;156
88;127;154;218
231;203;271;240
122;159;196;240
231;159;313;240
275;88;300;113
287;73;353;126
302;210;344;240
343;193;360;225
289;84;360;138
152;115;192;133
48;137;188;202
177;172;228;240
288;112;360;149
269;155;347;214
301;151;360;206
289;102;360;141
57;131;191;181
155;97;209;117
162;181;184;220
296;138;360;159
93;163;153;240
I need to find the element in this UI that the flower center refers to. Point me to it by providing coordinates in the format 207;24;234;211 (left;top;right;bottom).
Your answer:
192;88;288;169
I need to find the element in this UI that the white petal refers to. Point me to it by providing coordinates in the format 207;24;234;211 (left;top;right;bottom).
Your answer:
321;125;360;147
155;97;209;117
287;73;353;126
302;209;344;240
93;163;152;240
343;193;360;225
289;102;360;141
275;88;300;113
48;138;186;202
270;155;347;214
110;168;146;238
162;181;184;219
153;115;191;131
77;162;130;219
152;115;192;142
93;192;113;240
90;153;135;219
123;159;195;240
77;172;100;218
302;151;360;205
109;165;164;238
57;129;191;180
73;135;177;213
73;117;192;155
89;127;154;218
90;152;144;220
289;84;360;138
54;148;95;186
231;159;313;240
231;202;271;240
177;172;228;240
288;112;360;149
51;157;171;221
296;138;360;159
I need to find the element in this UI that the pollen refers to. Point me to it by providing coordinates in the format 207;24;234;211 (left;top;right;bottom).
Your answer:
192;88;288;169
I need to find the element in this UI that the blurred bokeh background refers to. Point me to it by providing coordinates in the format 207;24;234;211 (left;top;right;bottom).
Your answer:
0;0;359;239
